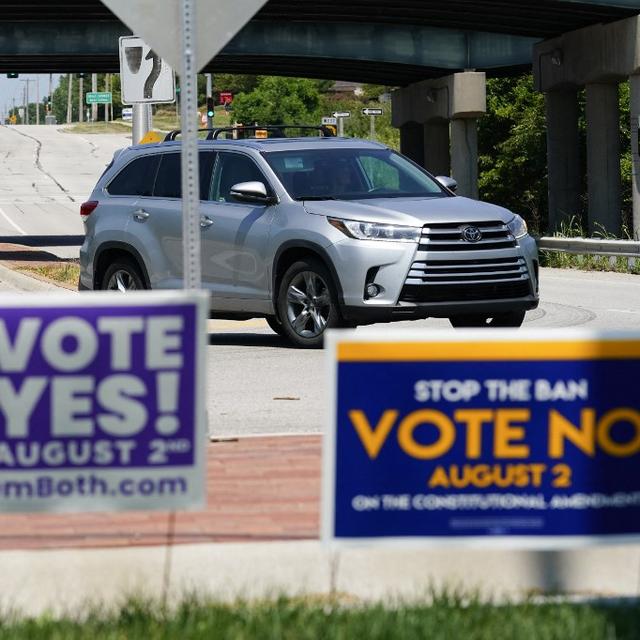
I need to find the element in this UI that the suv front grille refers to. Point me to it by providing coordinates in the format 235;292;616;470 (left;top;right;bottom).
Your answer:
400;244;533;304
419;221;516;251
405;256;528;285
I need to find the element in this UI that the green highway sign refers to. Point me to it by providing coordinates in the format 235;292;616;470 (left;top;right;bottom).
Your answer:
86;92;112;104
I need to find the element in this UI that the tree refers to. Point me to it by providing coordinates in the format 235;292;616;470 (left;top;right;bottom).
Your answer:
477;75;548;234
232;76;323;125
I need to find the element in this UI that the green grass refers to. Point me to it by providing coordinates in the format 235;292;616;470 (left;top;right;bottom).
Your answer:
1;595;639;639
62;121;132;135
18;262;80;288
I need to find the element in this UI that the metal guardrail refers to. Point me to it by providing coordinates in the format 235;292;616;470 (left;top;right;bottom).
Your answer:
0;234;639;256
538;237;640;258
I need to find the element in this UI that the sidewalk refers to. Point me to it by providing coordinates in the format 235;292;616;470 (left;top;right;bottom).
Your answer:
0;435;320;550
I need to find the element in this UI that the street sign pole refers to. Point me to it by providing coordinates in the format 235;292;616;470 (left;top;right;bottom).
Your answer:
338;117;344;137
370;115;375;141
206;73;213;129
132;103;151;144
180;0;202;290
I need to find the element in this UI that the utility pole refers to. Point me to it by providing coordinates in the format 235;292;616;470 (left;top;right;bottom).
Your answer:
48;73;53;112
105;74;109;123
20;78;33;125
91;73;98;122
66;73;73;124
35;76;40;125
78;75;84;123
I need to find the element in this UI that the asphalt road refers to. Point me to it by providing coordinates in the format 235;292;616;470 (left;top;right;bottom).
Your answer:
1;125;639;437
0;124;131;257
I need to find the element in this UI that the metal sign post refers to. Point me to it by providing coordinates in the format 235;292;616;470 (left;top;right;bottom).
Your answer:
206;73;213;129
362;108;383;141
333;111;351;137
180;0;201;290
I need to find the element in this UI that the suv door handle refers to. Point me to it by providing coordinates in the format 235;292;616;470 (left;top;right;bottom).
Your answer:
200;215;214;229
133;209;150;222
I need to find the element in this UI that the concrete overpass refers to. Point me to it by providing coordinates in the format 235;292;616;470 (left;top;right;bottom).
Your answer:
0;1;637;82
1;0;640;235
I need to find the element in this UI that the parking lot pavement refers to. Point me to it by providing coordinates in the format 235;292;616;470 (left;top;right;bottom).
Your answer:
0;435;320;550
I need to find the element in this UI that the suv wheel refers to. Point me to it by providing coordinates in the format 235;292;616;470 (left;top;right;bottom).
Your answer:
449;310;526;328
101;258;145;291
276;258;341;348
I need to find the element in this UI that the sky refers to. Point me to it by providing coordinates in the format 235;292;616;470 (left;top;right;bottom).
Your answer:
0;74;62;120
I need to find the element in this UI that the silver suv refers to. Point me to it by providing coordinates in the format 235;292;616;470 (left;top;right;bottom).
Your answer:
79;128;539;347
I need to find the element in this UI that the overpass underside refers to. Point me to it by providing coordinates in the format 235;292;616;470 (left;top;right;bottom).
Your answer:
1;0;639;235
0;1;636;83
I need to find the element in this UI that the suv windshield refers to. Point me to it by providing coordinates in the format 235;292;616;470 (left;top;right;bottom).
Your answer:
264;148;448;200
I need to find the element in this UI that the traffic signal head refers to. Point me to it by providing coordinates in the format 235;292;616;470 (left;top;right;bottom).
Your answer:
206;97;214;119
6;73;18;79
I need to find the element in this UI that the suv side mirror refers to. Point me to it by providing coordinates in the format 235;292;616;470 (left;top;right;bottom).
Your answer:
435;176;457;192
229;181;276;205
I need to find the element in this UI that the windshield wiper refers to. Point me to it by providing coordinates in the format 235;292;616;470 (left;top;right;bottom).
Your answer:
294;195;338;201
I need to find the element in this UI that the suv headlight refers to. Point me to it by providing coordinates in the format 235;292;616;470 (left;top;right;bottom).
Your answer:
328;217;421;242
507;214;528;239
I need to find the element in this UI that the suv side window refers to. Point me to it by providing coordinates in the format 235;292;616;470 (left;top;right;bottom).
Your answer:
210;152;269;202
153;153;181;199
151;151;217;200
107;154;161;197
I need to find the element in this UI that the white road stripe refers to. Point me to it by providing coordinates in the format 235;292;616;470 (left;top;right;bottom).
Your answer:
0;206;27;235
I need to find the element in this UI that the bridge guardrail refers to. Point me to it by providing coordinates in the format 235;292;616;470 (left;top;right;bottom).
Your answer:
537;237;640;258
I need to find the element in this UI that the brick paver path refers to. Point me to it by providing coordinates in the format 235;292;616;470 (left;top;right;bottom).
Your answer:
0;436;321;550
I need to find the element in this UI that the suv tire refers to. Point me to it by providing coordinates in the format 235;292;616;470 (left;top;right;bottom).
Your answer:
449;310;526;328
276;258;341;348
101;257;146;292
265;314;287;337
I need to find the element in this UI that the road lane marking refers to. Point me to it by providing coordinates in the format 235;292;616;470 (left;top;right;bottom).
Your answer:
0;206;26;235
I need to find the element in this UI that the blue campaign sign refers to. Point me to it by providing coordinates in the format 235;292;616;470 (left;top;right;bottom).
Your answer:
0;291;208;513
322;330;640;547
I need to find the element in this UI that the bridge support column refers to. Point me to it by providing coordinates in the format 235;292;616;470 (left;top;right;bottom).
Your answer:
585;83;621;236
450;118;478;199
533;15;640;237
399;122;425;166
392;71;486;197
630;74;640;240
545;89;581;232
423;120;450;177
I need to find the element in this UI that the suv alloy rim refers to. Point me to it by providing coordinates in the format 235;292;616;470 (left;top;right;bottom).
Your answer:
106;270;138;292
286;271;331;338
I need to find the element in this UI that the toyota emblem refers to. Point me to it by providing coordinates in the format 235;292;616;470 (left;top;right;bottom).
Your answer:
462;225;482;242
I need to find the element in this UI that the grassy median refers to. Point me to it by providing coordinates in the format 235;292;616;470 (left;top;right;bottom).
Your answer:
1;596;639;639
18;261;80;289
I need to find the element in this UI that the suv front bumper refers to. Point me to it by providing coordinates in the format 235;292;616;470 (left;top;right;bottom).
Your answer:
327;234;539;322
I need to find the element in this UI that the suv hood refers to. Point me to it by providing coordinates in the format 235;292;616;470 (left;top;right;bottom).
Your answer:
304;196;515;226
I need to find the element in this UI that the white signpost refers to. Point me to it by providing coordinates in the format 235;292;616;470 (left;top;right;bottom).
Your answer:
333;111;351;137
362;107;384;141
100;0;268;290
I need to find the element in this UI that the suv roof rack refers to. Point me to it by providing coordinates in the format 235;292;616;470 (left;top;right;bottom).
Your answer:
163;125;336;142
